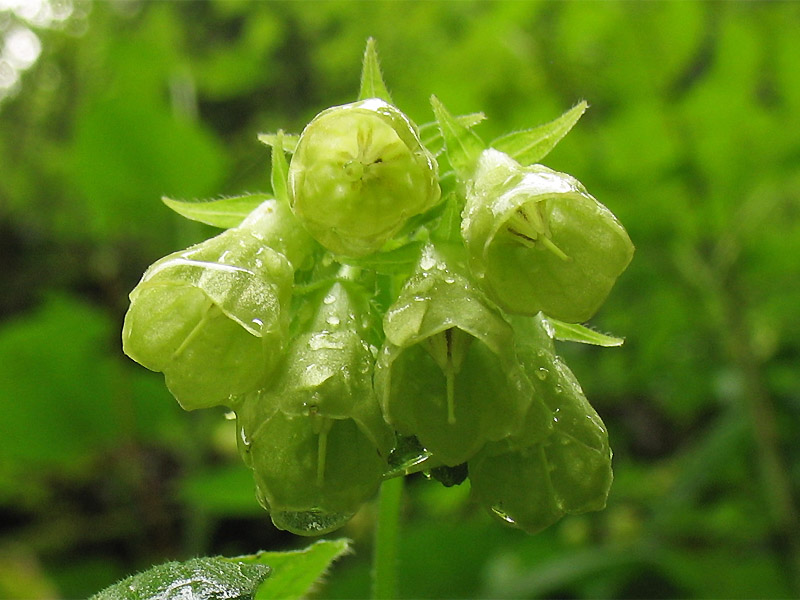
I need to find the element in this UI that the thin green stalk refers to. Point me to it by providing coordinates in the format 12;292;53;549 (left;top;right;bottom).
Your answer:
372;475;404;599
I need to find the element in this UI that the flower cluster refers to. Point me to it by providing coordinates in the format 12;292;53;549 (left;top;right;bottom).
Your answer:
122;40;633;535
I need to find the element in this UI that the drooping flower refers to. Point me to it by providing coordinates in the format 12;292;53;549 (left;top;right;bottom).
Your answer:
462;149;634;322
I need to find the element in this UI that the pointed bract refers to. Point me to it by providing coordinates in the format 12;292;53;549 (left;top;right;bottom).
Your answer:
270;130;290;205
491;101;588;166
257;132;300;153
544;316;625;347
358;38;393;103
429;95;485;181
161;193;270;229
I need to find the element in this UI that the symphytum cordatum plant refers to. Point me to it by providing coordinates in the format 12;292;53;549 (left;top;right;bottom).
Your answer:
102;39;634;599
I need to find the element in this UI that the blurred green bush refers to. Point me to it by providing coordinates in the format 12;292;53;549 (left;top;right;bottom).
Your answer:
1;1;798;598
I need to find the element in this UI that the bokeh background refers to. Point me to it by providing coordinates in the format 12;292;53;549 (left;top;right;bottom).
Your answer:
1;1;799;598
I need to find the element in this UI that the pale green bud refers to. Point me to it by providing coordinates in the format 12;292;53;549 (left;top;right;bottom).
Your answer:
289;98;440;257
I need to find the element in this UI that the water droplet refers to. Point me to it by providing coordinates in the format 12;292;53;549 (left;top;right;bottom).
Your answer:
254;484;270;511
326;315;340;326
419;253;436;271
490;505;517;525
308;332;345;350
536;368;548;380
323;293;336;305
270;509;354;535
542;318;556;338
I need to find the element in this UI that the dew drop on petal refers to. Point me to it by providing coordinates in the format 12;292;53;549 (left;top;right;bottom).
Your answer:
490;505;517;525
271;509;354;535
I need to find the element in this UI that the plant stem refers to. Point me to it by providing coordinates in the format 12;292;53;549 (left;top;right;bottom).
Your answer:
372;475;404;599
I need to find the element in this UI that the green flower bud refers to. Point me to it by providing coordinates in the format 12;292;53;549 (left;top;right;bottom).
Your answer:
288;98;441;257
122;225;293;410
469;313;612;534
375;243;532;466
462;149;634;322
247;409;387;534
237;282;392;533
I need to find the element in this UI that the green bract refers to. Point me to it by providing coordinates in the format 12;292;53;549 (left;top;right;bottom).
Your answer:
122;216;294;410
462;148;634;322
375;243;532;466
469;314;613;534
288;98;441;257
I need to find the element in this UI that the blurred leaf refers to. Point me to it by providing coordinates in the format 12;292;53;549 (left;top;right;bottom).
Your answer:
69;97;226;242
658;547;792;599
480;544;650;599
162;194;271;229
178;464;263;516
90;557;270;600
491;101;588;166
0;295;119;467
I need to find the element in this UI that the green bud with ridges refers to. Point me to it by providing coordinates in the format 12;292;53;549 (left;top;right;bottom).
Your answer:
469;313;613;533
462;148;634;322
237;281;391;533
375;243;532;466
122;224;293;410
248;410;387;533
288;98;441;257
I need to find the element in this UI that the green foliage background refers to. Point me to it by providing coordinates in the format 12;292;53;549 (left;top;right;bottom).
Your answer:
1;1;799;598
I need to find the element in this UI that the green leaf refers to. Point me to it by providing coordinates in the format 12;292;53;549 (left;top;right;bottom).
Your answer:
257;133;300;154
91;557;271;600
162;193;271;229
491;101;588;166
429;95;485;180
358;37;393;103
240;539;352;600
270;131;290;204
544;316;625;347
